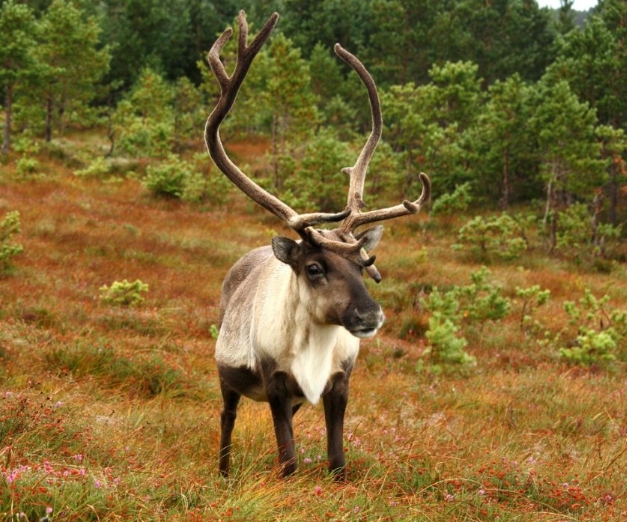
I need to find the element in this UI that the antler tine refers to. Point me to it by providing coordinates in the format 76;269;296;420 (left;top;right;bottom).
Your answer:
347;173;432;230
205;11;349;235
333;44;383;224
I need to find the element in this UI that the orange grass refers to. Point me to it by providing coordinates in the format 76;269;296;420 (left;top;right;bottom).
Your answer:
1;144;627;520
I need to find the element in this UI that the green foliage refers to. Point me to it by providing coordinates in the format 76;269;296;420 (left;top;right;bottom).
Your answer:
99;279;149;307
454;213;531;261
515;285;551;334
113;68;174;158
172;76;204;150
420;266;510;371
553;203;623;260
283;128;354;212
25;0;111;140
431;182;473;216
0;0;39;153
547;15;626;128
142;154;230;205
74;157;112;178
15;157;39;177
423;315;475;370
210;324;220;341
542;289;627;367
423;266;511;324
463;74;536;206
143;156;194;199
559;329;617;367
0;210;24;271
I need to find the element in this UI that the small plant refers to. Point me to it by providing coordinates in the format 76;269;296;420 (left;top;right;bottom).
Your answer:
419;267;509;371
143;156;193;198
99;279;149;306
423;314;476;371
1;210;24;271
559;329;617;367
74;157;113;178
515;284;550;334
454;212;532;261
210;324;220;340
15;157;39;176
544;289;627;367
548;203;623;263
457;266;512;321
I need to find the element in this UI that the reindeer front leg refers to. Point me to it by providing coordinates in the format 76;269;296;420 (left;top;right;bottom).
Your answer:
266;370;297;476
218;382;241;477
323;370;350;480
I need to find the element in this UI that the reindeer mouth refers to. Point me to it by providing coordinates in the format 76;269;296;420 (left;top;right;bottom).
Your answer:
350;327;379;339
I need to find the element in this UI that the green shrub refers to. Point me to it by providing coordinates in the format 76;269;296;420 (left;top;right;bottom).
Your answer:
559;329;617;366
143;154;232;205
143;157;192;198
99;279;149;306
422;314;476;371
515;284;550;334
15;157;39;176
554;203;623;261
74;157;113;178
431;181;473;216
454;213;531;261
542;289;627;367
1;211;24;271
419;266;509;371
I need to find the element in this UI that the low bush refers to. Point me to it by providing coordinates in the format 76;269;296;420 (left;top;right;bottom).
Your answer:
0;211;24;272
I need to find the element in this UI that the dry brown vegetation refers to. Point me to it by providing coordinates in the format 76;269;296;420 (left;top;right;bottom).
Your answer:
1;141;627;521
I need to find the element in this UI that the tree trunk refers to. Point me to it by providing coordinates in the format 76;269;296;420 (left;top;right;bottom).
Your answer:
271;113;279;190
45;94;53;142
500;148;510;210
1;84;13;154
608;168;618;225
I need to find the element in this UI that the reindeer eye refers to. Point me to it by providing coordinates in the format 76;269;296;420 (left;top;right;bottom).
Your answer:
306;263;323;279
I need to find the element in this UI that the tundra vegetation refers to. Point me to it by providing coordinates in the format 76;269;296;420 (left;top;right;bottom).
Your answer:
1;0;627;520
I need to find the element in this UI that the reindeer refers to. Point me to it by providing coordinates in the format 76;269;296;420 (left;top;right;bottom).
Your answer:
205;11;431;479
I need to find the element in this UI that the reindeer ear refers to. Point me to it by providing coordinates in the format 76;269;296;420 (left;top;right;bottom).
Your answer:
272;236;302;269
355;225;383;252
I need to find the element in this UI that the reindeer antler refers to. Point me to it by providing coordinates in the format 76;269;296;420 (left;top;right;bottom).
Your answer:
205;11;351;238
331;45;431;281
205;12;431;282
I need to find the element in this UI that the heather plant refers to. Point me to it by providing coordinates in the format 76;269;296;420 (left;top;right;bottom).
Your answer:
0;210;24;271
99;279;148;307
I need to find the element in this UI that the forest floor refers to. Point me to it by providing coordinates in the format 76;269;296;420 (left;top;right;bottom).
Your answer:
1;139;627;520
